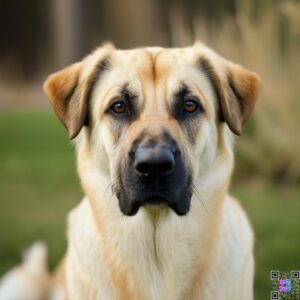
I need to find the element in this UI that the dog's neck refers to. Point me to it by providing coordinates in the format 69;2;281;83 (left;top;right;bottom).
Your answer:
72;132;233;300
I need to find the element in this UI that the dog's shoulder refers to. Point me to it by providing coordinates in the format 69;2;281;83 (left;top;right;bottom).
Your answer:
67;197;98;242
218;194;254;278
223;194;254;247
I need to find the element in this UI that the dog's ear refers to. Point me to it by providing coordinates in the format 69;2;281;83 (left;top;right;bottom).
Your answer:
43;62;88;139
199;56;261;135
44;49;112;139
220;63;262;135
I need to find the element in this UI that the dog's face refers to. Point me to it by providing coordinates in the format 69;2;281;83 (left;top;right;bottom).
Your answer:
44;43;261;216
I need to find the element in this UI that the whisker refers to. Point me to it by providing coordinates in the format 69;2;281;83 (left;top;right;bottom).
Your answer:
191;182;210;214
103;182;113;198
103;181;118;199
111;182;119;197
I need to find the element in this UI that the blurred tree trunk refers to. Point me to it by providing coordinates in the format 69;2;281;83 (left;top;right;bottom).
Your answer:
278;4;290;59
51;0;85;69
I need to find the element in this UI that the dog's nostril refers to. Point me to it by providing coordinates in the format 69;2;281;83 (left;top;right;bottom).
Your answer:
134;146;175;176
135;161;152;175
158;160;174;174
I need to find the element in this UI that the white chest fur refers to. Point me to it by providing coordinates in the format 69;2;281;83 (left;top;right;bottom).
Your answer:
65;194;253;300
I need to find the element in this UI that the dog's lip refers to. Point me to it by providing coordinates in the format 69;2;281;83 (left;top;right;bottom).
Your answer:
142;196;169;210
140;195;169;204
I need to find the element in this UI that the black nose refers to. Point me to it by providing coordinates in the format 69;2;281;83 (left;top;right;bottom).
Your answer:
134;145;175;176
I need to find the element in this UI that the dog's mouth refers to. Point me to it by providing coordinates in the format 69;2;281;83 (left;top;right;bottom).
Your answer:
143;195;168;204
142;195;192;215
116;178;192;216
142;196;169;209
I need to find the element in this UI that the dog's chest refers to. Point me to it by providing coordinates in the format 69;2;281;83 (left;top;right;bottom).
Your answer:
65;199;207;300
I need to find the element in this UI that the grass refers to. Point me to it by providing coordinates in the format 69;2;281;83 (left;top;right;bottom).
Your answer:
0;111;81;274
231;185;300;300
0;111;299;300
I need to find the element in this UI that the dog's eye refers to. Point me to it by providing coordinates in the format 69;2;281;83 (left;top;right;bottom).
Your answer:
111;101;127;114
183;100;199;113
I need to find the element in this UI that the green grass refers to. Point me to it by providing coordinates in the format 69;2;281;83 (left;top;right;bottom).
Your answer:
231;185;300;300
0;111;299;300
0;111;81;274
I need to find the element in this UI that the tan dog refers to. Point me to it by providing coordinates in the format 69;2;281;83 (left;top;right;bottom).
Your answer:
0;42;261;300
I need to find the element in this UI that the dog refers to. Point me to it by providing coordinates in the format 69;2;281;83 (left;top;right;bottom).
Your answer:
0;42;261;300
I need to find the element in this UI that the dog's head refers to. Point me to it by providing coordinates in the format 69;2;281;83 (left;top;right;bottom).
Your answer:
44;43;261;216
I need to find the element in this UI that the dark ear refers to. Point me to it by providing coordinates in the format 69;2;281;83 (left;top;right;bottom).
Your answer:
199;57;261;135
220;64;262;135
43;62;87;139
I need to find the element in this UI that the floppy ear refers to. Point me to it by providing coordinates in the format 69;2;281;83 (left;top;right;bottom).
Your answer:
199;57;261;135
43;62;87;139
220;63;262;135
44;50;111;139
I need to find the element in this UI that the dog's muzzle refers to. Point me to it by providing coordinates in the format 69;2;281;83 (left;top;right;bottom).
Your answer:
117;133;191;216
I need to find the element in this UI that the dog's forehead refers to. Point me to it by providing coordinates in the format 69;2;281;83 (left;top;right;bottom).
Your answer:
111;47;197;81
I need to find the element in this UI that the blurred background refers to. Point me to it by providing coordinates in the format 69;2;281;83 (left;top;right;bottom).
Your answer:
0;0;299;299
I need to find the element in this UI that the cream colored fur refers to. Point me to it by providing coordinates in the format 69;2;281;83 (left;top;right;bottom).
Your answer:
0;43;260;300
0;242;49;300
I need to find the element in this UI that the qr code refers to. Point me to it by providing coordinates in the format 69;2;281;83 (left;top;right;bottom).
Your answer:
271;291;279;299
270;270;300;300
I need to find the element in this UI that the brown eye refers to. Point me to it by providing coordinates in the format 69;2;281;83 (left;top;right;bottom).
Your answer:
183;100;199;113
111;101;127;114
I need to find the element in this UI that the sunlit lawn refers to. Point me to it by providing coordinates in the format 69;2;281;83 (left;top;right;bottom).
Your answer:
0;111;299;300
